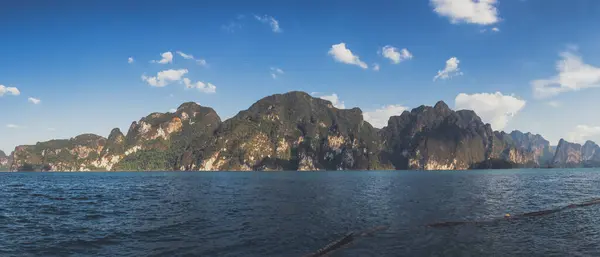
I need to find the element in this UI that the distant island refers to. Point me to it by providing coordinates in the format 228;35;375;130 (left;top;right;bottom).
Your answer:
3;91;599;172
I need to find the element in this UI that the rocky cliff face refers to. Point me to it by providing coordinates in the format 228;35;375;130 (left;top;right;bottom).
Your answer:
380;101;494;170
551;139;600;168
8;90;578;171
10;134;107;171
0;150;11;170
507;131;554;165
114;102;222;171
552;139;583;168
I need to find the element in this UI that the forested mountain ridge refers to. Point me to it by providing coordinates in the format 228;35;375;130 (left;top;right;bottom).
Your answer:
7;91;591;171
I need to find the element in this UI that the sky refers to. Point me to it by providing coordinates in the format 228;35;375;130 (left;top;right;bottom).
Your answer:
1;0;600;153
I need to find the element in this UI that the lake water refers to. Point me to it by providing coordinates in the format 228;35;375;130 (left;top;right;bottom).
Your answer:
1;169;600;257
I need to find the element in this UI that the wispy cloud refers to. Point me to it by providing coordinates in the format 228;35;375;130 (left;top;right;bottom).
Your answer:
0;85;20;96
254;15;282;33
270;67;284;79
328;43;368;69
547;101;561;107
222;14;245;33
183;78;216;93
6;124;22;129
531;50;600;99
434;57;462;81
28;97;41;104
176;51;208;67
128;57;134;64
567;125;600;144
373;63;380;71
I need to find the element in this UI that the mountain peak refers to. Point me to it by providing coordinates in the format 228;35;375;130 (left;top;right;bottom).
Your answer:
433;100;450;111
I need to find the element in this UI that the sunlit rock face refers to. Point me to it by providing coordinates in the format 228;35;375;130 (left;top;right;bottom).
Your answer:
550;139;600;168
552;139;583;168
10;134;107;171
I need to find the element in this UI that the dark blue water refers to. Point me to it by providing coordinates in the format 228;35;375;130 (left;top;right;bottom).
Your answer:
1;169;600;257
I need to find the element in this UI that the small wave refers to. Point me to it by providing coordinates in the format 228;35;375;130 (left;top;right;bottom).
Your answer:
6;184;26;187
38;206;70;215
71;196;90;200
55;236;121;250
84;214;106;220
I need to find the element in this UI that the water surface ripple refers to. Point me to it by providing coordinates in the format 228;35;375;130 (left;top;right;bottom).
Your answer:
1;169;600;256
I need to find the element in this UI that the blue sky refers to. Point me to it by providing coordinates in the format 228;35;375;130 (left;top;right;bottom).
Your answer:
1;0;600;153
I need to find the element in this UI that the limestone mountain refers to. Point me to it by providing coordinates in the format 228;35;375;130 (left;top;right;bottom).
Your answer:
109;101;221;171
7;90;590;171
380;101;518;170
11;134;107;171
195;91;385;171
507;131;554;165
551;139;600;168
0;150;11;170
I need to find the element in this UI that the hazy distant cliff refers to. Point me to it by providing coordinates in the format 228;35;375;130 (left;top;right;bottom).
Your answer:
7;90;596;171
0;150;11;170
551;139;600;168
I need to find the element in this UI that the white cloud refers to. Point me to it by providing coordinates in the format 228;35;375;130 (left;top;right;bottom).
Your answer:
0;85;20;96
531;51;600;99
455;92;526;130
373;63;380;71
491;27;500;32
254;15;282;33
141;69;188;87
47;127;56;131
328;43;368;69
176;51;208;67
169;108;177;113
222;21;242;33
270;67;284;79
547;101;561;107
28;97;41;104
196;59;208;67
431;0;500;25
434;57;463;81
176;51;194;60
363;105;409;128
6;124;21;129
567;125;600;144
182;78;216;93
381;46;413;64
312;93;346;109
151;51;173;64
128;57;134;64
